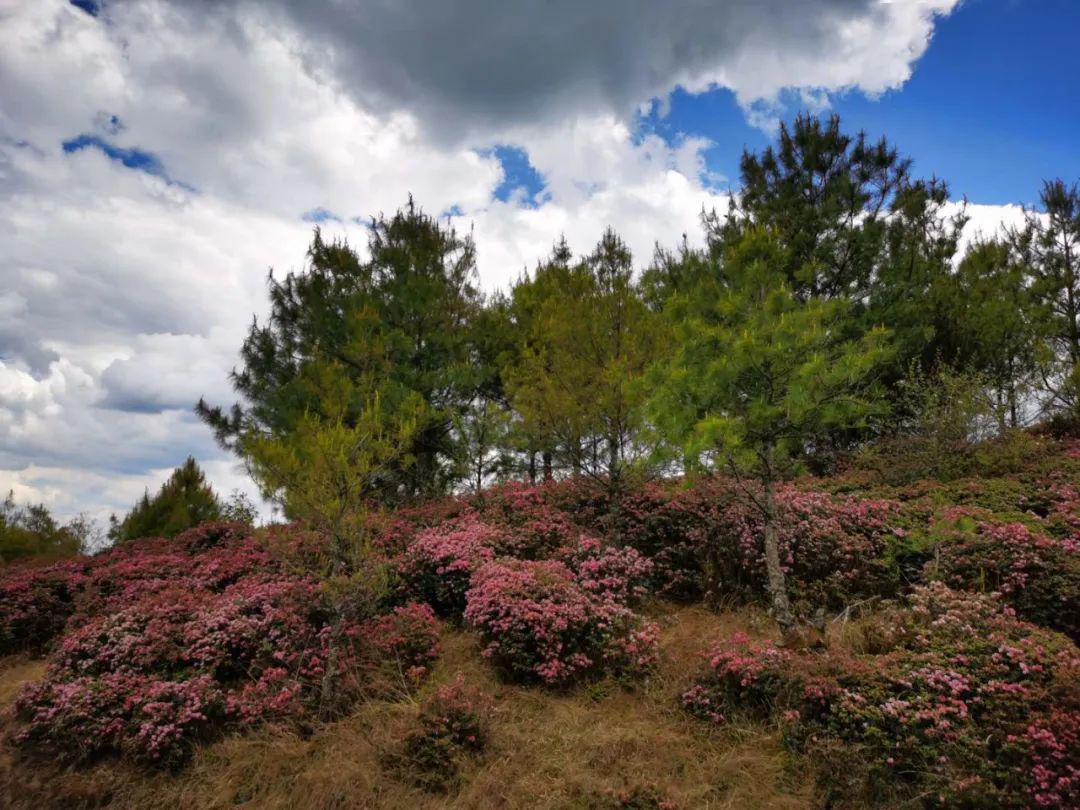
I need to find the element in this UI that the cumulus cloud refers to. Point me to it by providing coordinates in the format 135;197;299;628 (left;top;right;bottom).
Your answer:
234;0;961;139
0;0;1011;523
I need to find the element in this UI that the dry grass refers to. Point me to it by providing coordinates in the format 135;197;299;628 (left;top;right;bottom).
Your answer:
0;604;810;810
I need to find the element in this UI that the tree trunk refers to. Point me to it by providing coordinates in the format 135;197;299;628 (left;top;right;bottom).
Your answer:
319;534;347;717
542;450;553;482
762;481;794;634
606;435;622;541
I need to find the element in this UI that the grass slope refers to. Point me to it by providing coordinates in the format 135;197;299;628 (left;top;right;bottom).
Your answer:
0;604;808;810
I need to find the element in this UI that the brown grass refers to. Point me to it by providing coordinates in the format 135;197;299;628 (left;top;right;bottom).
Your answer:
0;604;810;810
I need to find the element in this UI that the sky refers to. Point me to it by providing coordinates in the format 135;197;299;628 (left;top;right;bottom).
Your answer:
1;0;1077;525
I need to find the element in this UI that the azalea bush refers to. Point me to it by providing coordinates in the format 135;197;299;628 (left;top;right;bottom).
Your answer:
464;559;658;687
473;481;584;559
934;520;1080;640
0;561;85;655
394;673;491;792
707;486;903;610
13;575;440;766
357;601;442;693
0;523;276;654
395;515;502;618
683;584;1080;807
557;535;653;606
546;477;730;600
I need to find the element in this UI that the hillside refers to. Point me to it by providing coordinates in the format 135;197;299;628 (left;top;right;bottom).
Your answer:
1;431;1078;809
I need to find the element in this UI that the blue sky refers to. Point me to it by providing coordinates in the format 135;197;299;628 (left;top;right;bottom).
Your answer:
627;0;1080;206
826;0;1079;204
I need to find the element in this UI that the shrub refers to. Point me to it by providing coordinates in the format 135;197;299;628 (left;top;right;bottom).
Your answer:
557;535;653;606
711;486;902;610
464;559;658;687
396;515;501;618
13;577;440;766
394;674;491;792
0;561;85;654
934;521;1080;640
473;481;583;559
356;601;442;693
15;672;228;768
548;477;731;600
0;523;280;653
172;521;253;552
682;585;1080;807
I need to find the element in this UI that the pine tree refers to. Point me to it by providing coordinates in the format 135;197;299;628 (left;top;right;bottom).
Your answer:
109;458;222;543
505;231;664;508
199;198;486;504
1011;180;1080;412
650;228;892;631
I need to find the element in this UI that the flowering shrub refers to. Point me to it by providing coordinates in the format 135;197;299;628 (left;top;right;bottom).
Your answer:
557;535;653;606
396;515;502;618
711;486;903;610
473;481;584;559
0;523;274;653
356;601;442;692
13;574;441;766
172;521;252;552
15;672;228;768
934;520;1080;640
683;584;1080;807
394;674;490;792
547;477;731;600
0;561;85;654
464;559;658;687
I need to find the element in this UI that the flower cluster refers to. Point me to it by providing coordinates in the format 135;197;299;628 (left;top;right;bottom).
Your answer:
463;559;658;687
683;584;1080;807
714;486;902;609
395;515;502;618
0;525;276;654
473;481;584;559
935;520;1080;640
9;527;443;767
356;601;442;692
557;535;653;606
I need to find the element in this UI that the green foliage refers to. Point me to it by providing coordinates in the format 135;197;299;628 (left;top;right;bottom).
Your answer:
855;366;1002;484
199;198;485;504
505;231;664;497
1011;179;1080;413
651;227;892;479
0;493;88;563
109;458;221;544
650;226;892;627
220;490;259;526
240;369;422;573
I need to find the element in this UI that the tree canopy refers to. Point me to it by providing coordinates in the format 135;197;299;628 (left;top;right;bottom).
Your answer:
109;457;222;544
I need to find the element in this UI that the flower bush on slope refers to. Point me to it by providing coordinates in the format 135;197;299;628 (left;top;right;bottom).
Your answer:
683;584;1080;808
544;477;731;600
934;520;1080;641
464;559;658;687
556;535;653;606
0;523;274;655
395;515;503;618
13;576;440;766
472;481;584;559
713;486;903;610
